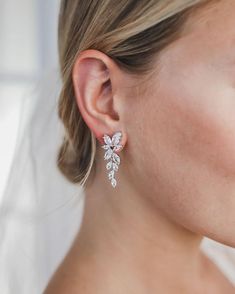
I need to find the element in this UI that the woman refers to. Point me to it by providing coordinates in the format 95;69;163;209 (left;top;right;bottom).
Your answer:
45;0;235;292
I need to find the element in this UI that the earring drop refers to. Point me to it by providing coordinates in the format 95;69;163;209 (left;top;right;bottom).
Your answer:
101;131;123;188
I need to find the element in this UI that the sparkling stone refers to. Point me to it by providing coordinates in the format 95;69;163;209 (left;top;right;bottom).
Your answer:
112;131;122;145
104;149;113;160
113;162;119;171
114;144;122;152
111;178;117;188
103;134;112;146
108;170;114;179
113;153;120;164
106;161;112;170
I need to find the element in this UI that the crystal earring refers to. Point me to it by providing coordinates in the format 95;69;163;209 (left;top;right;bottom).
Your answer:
101;131;123;188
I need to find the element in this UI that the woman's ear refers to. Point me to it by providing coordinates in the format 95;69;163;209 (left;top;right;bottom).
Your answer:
72;49;127;146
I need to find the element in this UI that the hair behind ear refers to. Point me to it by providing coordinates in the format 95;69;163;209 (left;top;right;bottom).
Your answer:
57;0;207;188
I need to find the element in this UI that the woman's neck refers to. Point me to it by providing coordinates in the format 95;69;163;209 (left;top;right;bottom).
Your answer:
68;170;207;293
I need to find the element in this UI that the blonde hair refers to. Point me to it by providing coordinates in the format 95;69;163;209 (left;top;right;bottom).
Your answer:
57;0;207;188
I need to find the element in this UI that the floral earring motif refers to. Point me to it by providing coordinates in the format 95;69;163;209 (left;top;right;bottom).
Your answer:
101;131;123;188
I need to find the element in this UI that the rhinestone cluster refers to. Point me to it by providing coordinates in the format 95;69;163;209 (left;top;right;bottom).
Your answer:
101;131;123;188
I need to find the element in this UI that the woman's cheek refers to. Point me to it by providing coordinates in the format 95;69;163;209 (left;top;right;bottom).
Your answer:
158;57;235;178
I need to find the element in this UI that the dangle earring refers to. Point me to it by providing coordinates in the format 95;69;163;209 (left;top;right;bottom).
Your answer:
101;131;123;188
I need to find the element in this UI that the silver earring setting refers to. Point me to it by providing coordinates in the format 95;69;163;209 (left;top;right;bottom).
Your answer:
101;131;123;188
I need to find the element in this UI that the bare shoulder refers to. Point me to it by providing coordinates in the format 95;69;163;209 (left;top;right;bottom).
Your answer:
43;264;91;294
43;251;95;294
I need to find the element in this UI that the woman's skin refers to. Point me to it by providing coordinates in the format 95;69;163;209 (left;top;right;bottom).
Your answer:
45;0;235;293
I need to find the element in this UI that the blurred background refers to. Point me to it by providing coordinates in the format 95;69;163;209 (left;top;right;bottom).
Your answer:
0;2;85;293
0;0;60;200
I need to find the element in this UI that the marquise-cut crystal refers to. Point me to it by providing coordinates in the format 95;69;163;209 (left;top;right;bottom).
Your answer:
106;161;112;170
112;131;122;145
104;149;113;160
108;170;114;179
113;162;119;171
102;145;110;150
111;178;117;188
112;153;120;164
103;134;112;146
114;144;122;152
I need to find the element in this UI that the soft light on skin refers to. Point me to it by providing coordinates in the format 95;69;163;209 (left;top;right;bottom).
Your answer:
125;0;235;247
45;0;235;293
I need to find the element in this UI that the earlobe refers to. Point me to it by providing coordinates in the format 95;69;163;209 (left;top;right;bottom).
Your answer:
72;49;120;140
